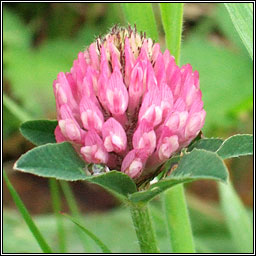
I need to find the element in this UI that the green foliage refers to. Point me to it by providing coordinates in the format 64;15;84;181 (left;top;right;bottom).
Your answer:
121;3;159;41
15;120;233;203
224;3;253;59
59;181;93;252
216;134;253;159
63;214;112;253
160;3;183;63
3;105;22;138
3;93;31;122
3;3;253;254
164;184;195;253
4;204;249;253
171;149;228;181
219;182;253;253
15;120;252;204
130;149;228;203
20;120;58;146
14;142;86;181
14;142;137;199
3;94;31;138
188;138;223;152
215;4;247;55
49;179;66;253
88;171;137;199
3;171;53;253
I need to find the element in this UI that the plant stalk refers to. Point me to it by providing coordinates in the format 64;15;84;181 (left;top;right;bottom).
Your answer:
163;184;195;253
129;202;160;253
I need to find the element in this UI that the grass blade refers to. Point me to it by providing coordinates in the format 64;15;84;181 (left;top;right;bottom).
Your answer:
3;171;53;253
224;3;253;59
60;181;93;252
62;213;112;253
219;182;253;253
3;93;31;122
121;3;159;40
49;179;66;253
160;3;184;64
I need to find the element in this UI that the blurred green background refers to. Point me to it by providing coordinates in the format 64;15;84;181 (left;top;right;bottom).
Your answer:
3;3;253;253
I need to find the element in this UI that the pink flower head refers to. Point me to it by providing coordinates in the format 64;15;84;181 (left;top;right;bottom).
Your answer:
53;26;206;182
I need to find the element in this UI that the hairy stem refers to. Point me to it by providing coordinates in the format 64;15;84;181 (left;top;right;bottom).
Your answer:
129;202;160;253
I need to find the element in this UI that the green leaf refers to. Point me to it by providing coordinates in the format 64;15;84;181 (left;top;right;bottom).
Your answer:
215;4;248;56
14;142;137;199
224;3;253;59
121;3;159;41
130;149;228;203
219;182;253;253
217;134;253;159
14;142;86;181
157;155;181;180
88;171;137;199
63;214;112;253
160;3;183;63
3;171;53;253
188;138;223;152
20;120;58;146
171;149;228;180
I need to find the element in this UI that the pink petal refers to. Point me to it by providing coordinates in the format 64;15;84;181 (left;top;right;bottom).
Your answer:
128;61;146;113
105;68;128;116
158;134;179;161
154;53;166;86
121;149;147;178
185;110;206;139
81;131;108;164
133;120;156;155
89;43;99;70
102;117;127;153
80;96;104;133
139;85;162;127
124;38;135;86
54;125;66;143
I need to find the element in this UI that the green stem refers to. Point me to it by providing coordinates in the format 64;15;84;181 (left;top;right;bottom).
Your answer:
3;171;53;253
163;184;195;253
49;179;66;253
129;202;160;253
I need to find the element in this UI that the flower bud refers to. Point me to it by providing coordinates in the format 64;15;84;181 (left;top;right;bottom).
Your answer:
53;26;206;182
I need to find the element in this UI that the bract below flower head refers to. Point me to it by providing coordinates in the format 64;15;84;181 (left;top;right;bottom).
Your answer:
53;25;206;184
